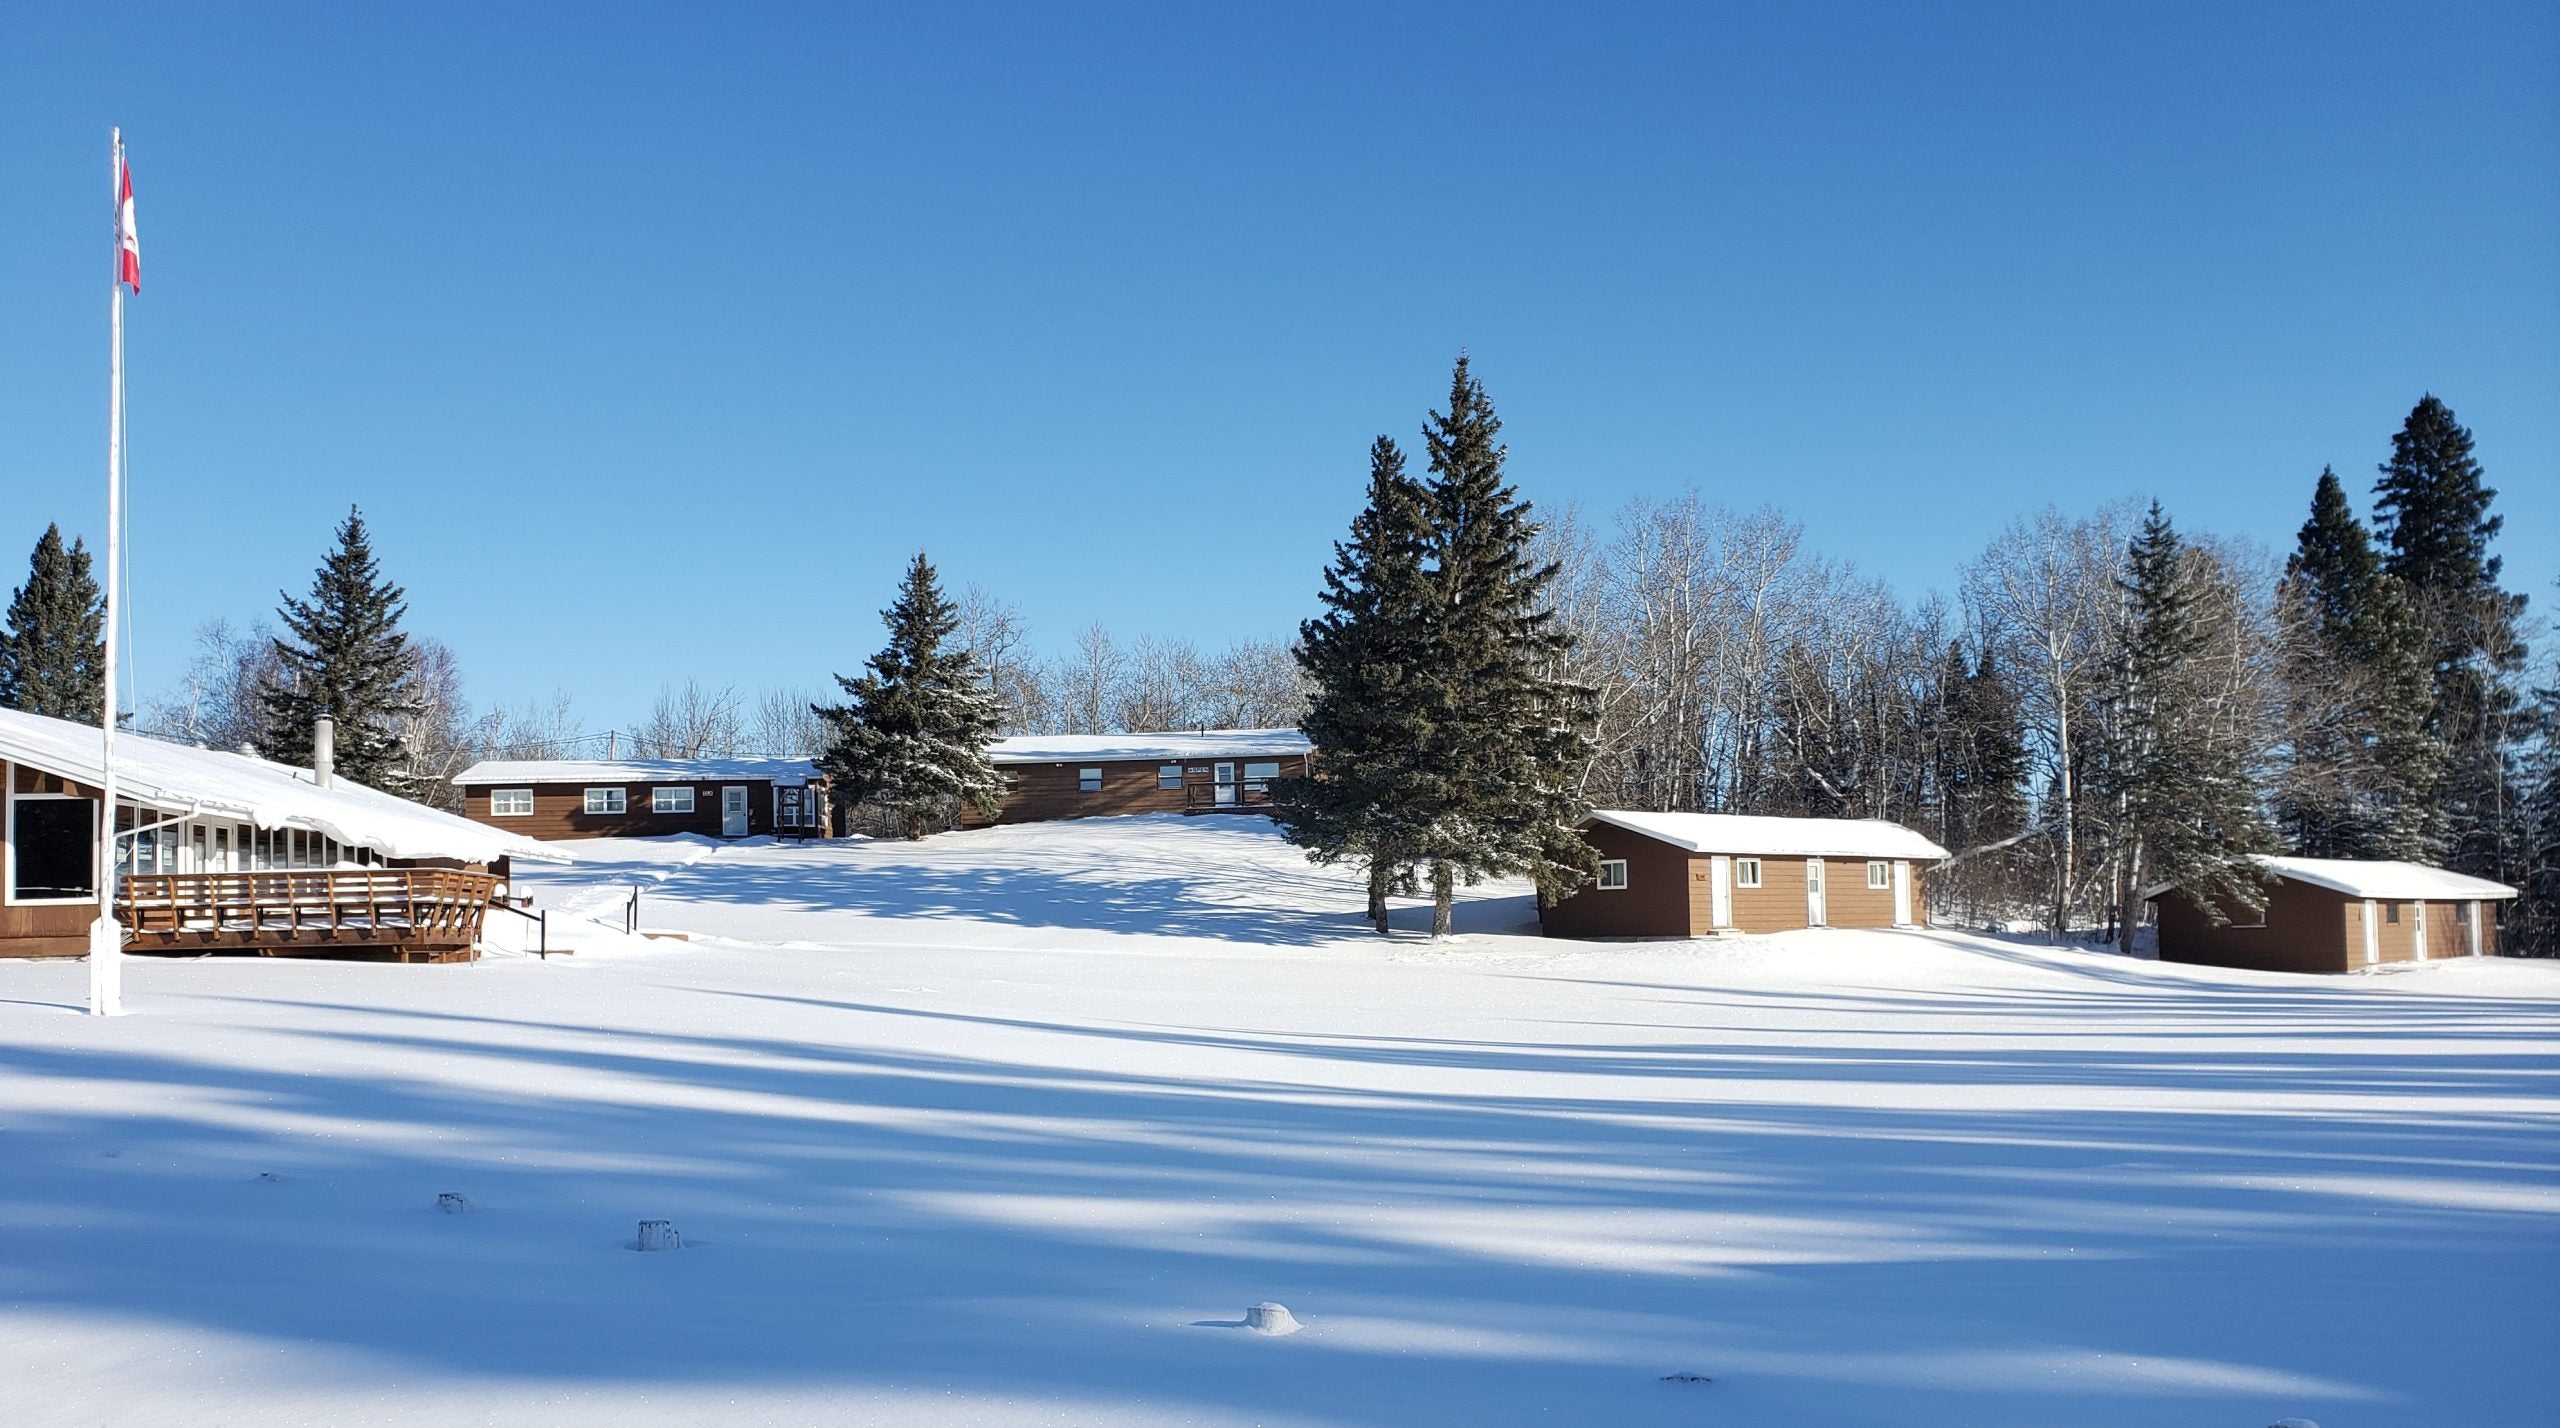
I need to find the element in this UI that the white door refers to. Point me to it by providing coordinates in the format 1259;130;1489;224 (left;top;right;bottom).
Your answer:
2413;901;2427;960
1710;855;1732;928
1213;762;1238;806
1892;860;1913;925
2362;900;2380;964
721;786;749;838
1805;858;1826;927
2470;902;2484;957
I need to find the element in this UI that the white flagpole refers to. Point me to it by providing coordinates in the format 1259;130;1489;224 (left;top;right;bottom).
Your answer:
90;127;128;1017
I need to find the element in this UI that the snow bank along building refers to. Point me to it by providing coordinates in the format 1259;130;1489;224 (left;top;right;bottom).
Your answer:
1542;811;1949;940
451;757;829;840
1;706;553;963
2145;856;2516;974
971;729;1315;824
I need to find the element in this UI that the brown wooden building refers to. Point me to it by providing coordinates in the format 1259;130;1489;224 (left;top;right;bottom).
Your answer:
2;706;554;963
450;757;828;841
973;729;1313;825
1541;811;1948;940
2145;856;2516;974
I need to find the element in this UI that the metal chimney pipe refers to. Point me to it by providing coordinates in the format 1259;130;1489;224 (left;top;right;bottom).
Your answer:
314;715;335;788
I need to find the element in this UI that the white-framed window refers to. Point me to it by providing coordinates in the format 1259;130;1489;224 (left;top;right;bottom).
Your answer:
1158;764;1184;791
1077;768;1103;793
2385;902;2402;925
489;788;534;817
585;787;627;815
1596;859;1629;891
1243;761;1281;795
7;791;97;904
1867;860;1890;889
652;786;696;814
2455;901;2472;924
1735;857;1763;889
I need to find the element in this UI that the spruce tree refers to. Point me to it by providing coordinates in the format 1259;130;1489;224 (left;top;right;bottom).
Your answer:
1408;356;1596;935
814;552;1008;840
0;524;107;722
2374;395;2529;878
1271;437;1436;932
2100;504;2275;952
261;507;423;794
2274;468;2438;858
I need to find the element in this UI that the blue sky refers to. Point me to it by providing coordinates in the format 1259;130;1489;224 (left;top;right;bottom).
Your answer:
3;2;2553;733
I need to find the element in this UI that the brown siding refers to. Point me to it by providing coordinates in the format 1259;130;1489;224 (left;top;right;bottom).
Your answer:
455;780;790;841
1540;821;1695;938
1820;858;1901;929
2;761;103;957
1729;855;1810;934
978;754;1311;825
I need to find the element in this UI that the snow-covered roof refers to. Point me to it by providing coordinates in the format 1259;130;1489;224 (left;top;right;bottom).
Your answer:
2255;856;2516;901
452;756;822;788
1584;810;1951;861
0;707;561;866
987;729;1313;765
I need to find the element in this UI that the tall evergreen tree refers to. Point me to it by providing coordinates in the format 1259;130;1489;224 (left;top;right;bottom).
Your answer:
0;525;107;722
2373;395;2529;879
261;507;423;794
814;552;1007;840
1408;356;1596;934
1271;437;1436;932
2099;504;2275;952
2273;467;2438;857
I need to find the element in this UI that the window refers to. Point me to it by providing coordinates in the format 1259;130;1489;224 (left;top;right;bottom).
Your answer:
1078;768;1102;793
1596;859;1629;891
489;788;534;817
1735;857;1762;888
1243;761;1281;796
1867;860;1891;890
585;787;627;815
2456;901;2472;924
1158;764;1185;791
652;787;696;814
2386;903;2401;925
10;794;96;902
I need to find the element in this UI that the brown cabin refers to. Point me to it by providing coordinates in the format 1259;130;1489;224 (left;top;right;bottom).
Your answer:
450;758;828;841
1542;811;1948;940
2;706;553;963
2146;856;2515;974
971;730;1313;825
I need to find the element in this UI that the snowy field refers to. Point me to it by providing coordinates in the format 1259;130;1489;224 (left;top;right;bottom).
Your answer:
2;815;2555;1427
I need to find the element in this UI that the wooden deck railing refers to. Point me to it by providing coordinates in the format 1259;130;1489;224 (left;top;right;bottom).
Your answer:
118;868;500;958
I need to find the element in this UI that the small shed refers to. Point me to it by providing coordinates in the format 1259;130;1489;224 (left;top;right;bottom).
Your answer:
1541;811;1949;940
2147;856;2516;974
451;757;828;841
974;729;1314;824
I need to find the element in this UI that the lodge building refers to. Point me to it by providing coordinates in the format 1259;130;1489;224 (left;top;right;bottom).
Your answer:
974;729;1314;824
450;757;828;841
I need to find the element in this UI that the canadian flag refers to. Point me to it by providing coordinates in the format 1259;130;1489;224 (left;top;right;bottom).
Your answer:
116;144;140;293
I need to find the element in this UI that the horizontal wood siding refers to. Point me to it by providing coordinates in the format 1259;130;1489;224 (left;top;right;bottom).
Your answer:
1730;856;1811;934
455;780;783;841
1541;821;1695;938
1820;858;1899;929
979;754;1311;825
2;761;102;957
2159;878;2357;974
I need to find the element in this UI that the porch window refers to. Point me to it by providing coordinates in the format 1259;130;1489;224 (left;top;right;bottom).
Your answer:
652;787;695;814
1596;859;1629;891
1157;764;1184;791
585;787;627;815
1243;761;1280;796
1078;768;1102;793
1735;857;1762;889
489;788;534;817
9;795;96;902
1867;860;1890;889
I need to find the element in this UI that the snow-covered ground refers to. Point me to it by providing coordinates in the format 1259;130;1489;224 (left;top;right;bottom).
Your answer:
2;815;2554;1427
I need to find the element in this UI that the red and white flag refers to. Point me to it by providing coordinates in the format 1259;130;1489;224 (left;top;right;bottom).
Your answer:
115;142;140;293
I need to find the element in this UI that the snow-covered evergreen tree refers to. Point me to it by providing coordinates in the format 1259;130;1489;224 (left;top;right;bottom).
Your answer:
261;507;424;795
2274;467;2438;858
2098;504;2276;952
815;552;1007;840
1271;437;1436;932
0;524;106;722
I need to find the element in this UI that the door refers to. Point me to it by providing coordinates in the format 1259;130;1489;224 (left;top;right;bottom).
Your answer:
1213;762;1238;807
721;786;749;838
1709;856;1732;929
2361;900;2380;965
2470;901;2484;957
1805;858;1826;927
1892;860;1913;925
2412;901;2427;960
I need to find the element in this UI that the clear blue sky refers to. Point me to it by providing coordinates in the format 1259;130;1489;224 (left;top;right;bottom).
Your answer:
4;2;2553;733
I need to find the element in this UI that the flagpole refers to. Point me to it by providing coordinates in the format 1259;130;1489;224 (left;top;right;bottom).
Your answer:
91;127;127;1017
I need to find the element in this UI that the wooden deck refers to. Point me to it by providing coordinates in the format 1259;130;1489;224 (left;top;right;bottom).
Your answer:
118;869;501;963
